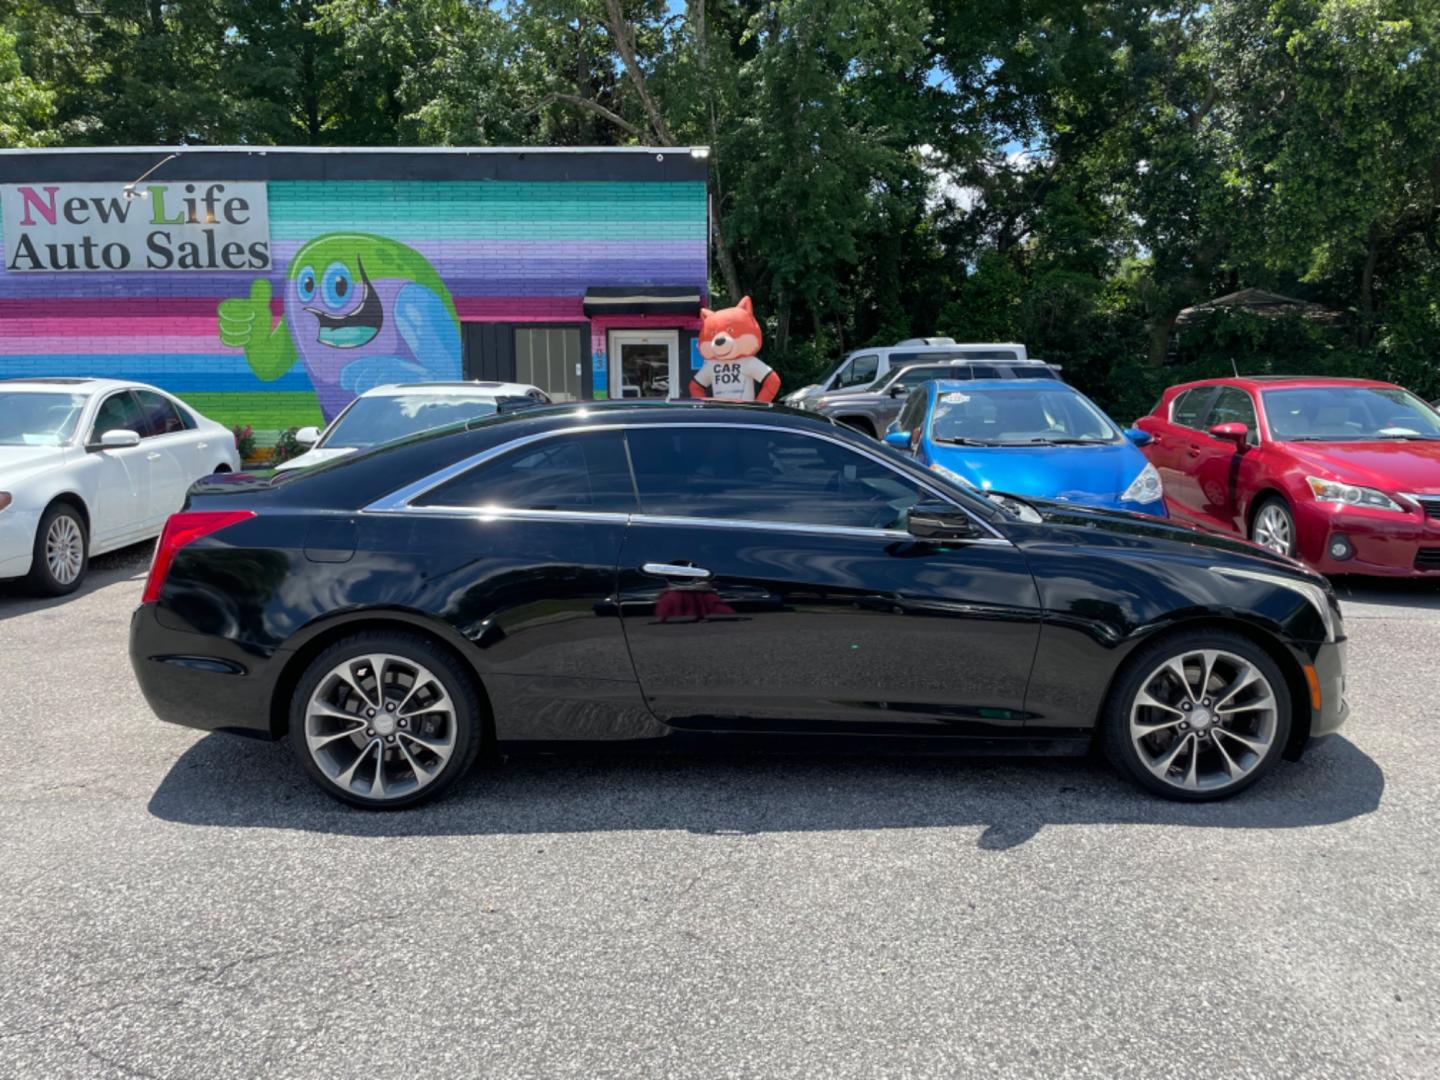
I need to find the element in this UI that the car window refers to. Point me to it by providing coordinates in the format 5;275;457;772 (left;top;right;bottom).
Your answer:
890;366;957;389
626;426;931;531
414;431;637;512
323;394;502;449
1006;366;1053;379
1207;388;1259;443
133;390;187;437
90;391;147;441
0;392;87;446
834;354;879;389
1261;386;1440;441
930;387;1118;445
1170;387;1215;429
895;390;928;434
968;365;1003;379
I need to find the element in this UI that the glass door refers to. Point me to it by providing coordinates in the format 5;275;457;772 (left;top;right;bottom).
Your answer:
609;330;679;399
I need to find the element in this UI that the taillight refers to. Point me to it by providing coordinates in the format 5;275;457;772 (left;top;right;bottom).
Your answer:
142;510;256;604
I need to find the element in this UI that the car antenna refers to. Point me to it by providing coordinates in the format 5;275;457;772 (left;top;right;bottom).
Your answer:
1231;357;1241;378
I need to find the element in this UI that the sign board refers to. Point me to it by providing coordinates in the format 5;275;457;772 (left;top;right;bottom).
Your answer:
1;182;270;272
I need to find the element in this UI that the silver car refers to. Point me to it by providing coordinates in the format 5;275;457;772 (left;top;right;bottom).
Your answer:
812;359;1060;438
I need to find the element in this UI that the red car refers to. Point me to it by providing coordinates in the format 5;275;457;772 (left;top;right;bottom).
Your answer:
1136;376;1440;576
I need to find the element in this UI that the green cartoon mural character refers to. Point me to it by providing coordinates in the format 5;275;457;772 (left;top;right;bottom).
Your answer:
218;233;462;421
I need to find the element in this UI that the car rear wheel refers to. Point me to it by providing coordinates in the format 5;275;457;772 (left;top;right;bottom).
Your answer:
24;502;88;596
290;632;484;809
1250;497;1296;558
1101;630;1291;801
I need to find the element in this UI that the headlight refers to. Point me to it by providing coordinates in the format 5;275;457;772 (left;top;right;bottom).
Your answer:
1212;566;1338;643
1121;462;1164;504
1305;476;1404;512
929;462;975;488
0;492;11;512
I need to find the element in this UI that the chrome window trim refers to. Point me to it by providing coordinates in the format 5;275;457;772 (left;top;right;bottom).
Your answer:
363;419;1008;542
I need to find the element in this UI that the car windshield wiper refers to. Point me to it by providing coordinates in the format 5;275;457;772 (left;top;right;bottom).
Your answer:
931;436;996;446
1373;433;1440;441
1010;437;1112;446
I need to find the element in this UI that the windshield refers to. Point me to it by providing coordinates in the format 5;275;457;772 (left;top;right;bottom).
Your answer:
320;395;500;450
1262;386;1440;441
0;392;87;446
930;387;1119;445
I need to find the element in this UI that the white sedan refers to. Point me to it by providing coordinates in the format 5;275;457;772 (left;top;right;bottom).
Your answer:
276;381;550;472
0;378;240;595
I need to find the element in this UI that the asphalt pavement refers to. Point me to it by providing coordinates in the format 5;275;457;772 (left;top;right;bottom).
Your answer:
0;547;1436;1079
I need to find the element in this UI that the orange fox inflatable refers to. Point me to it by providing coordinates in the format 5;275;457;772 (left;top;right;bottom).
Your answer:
689;296;781;402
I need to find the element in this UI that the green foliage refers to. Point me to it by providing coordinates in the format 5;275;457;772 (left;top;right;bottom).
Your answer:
231;424;257;462
267;427;306;466
3;0;1439;414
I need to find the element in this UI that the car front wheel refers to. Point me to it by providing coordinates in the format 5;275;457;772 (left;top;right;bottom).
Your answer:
25;503;88;596
1250;497;1296;558
290;632;484;809
1101;630;1291;801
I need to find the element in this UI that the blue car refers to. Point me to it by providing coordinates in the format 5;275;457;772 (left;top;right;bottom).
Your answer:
883;378;1167;516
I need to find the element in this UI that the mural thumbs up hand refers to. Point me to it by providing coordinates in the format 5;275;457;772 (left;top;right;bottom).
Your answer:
218;279;273;348
216;278;297;382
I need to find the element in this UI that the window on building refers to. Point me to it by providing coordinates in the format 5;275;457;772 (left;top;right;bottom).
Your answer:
514;328;584;402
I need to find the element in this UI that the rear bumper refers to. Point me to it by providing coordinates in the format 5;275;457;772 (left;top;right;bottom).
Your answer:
129;602;280;738
1295;500;1440;576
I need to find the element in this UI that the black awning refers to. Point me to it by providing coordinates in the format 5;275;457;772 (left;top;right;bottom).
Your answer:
582;285;702;317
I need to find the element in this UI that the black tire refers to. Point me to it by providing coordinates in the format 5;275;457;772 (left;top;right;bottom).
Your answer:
23;501;88;597
1100;628;1292;801
1249;496;1296;558
289;631;485;809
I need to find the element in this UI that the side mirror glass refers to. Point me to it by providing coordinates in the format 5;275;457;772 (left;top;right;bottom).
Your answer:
906;501;982;541
883;430;912;449
1123;427;1152;447
888;385;907;398
1209;422;1249;446
93;428;141;449
295;426;321;446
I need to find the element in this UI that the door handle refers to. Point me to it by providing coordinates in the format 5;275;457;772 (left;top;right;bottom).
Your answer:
196;442;208;450
146;452;163;461
1187;444;1201;458
642;562;712;580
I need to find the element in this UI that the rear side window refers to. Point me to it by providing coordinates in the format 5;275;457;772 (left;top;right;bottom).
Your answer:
134;390;187;437
414;431;637;513
895;389;928;434
1170;388;1214;429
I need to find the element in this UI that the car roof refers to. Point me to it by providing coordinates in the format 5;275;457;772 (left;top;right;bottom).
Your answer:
357;381;543;399
1166;375;1402;394
0;376;160;395
929;377;1067;393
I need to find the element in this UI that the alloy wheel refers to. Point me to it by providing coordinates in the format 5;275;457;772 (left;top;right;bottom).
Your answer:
1128;648;1279;794
45;514;84;586
1252;503;1293;556
303;653;457;801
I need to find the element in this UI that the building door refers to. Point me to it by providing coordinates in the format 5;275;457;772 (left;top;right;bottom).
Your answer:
609;330;679;399
513;327;585;401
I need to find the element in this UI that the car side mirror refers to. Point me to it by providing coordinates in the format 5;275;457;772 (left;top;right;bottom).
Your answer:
883;430;911;449
888;385;907;398
906;501;983;541
91;428;141;450
1209;422;1249;446
295;426;321;446
1123;427;1152;447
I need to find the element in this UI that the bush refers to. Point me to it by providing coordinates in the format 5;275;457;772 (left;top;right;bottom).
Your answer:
231;424;256;461
268;427;306;466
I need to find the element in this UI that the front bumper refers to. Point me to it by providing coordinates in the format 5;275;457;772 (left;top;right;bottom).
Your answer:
0;507;40;580
1293;499;1440;576
129;602;282;738
1307;636;1348;742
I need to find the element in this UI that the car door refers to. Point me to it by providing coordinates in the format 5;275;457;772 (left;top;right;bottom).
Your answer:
132;389;197;523
1190;387;1259;534
86;390;154;547
1147;386;1218;522
616;423;1043;736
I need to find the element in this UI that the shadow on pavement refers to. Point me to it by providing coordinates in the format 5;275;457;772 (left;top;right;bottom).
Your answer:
0;542;150;621
1332;576;1440;614
148;733;1383;850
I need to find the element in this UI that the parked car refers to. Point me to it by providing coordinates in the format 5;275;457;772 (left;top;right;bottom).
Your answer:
130;399;1345;809
0;377;240;595
882;379;1166;516
1136;376;1440;575
277;381;550;472
783;338;1029;409
812;358;1060;437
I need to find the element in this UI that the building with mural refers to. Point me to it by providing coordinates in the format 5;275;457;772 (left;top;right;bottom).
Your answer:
0;146;709;441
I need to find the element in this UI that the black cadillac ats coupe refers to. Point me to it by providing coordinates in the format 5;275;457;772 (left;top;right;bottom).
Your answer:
129;400;1348;809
